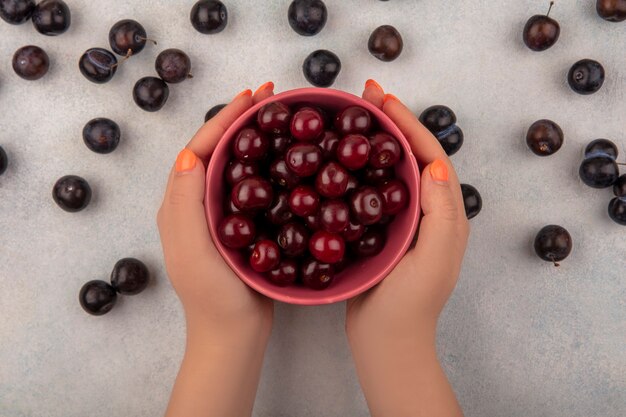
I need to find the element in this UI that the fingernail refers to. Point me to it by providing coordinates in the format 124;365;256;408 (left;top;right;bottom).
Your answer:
233;89;252;100
175;148;197;173
254;81;274;96
429;159;449;182
383;93;399;104
365;79;383;92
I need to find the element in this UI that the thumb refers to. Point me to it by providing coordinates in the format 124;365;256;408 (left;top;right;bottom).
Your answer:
158;148;216;266
411;159;469;268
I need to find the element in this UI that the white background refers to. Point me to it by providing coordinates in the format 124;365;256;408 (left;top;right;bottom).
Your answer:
1;1;625;416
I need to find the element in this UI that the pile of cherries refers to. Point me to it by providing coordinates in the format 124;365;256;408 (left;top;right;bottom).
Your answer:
217;101;409;290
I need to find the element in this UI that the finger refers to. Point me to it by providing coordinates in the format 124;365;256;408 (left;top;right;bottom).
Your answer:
361;79;385;109
252;81;275;104
411;160;469;267
159;148;215;265
382;94;448;167
187;89;253;162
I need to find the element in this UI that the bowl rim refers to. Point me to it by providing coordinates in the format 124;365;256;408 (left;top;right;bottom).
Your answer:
206;87;421;305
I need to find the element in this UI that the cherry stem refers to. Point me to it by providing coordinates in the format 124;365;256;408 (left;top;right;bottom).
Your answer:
139;36;157;46
111;49;133;69
549;255;560;267
547;1;554;17
187;72;194;79
617;162;626;166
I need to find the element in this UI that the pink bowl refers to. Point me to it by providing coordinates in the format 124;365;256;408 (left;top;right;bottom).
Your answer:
205;88;420;305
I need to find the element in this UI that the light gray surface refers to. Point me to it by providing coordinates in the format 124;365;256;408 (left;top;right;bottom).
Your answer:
1;1;625;416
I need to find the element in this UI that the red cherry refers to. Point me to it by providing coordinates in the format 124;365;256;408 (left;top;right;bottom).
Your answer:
379;179;409;215
352;228;386;257
290;107;324;142
337;134;371;170
270;158;300;189
224;160;259;187
266;191;295;225
269;135;292;155
315;161;349;198
267;259;298;286
349;186;383;225
318;130;340;159
231;176;273;210
257;102;292;134
363;166;395;185
286;143;322;177
233;127;269;161
342;219;366;242
309;230;345;264
368;132;401;168
277;222;309;257
218;214;256;249
288;185;320;216
319;199;350;233
301;258;335;290
249;239;281;272
335;106;372;135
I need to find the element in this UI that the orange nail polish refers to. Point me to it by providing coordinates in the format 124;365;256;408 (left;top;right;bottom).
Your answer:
429;159;449;182
233;89;252;100
175;148;197;173
383;93;399;104
365;79;383;92
254;81;274;96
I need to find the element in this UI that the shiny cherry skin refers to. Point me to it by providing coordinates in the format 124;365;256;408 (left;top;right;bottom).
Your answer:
369;132;401;168
337;134;371;170
288;185;320;216
368;25;404;61
613;175;626;198
461;184;483;220
224;160;259;186
218;213;256;249
258;102;292;134
52;175;91;212
596;0;626;22
250;240;281;272
523;2;560;51
233;127;269;162
334;106;371;135
205;104;226;122
109;19;151;56
301;258;334;290
585;139;618;160
155;49;192;83
133;77;169;112
110;258;150;295
12;45;49;80
288;0;327;36
223;198;244;215
267;259;299;286
290;108;324;141
318;130;339;159
269;135;292;155
608;198;626;225
363;166;395;185
79;48;118;84
305;213;321;231
0;0;35;24
534;225;572;266
379;179;408;215
231;176;273;210
302;49;341;87
579;156;619;188
350;186;383;225
32;0;70;35
309;230;345;264
526;119;563;156
315;161;349;198
342;219;366;242
277;222;309;257
319;199;350;233
346;175;359;192
266;191;295;225
419;105;464;156
352;228;386;257
286;143;322;177
270;158;300;189
79;280;117;316
568;59;605;95
190;0;228;34
82;118;121;154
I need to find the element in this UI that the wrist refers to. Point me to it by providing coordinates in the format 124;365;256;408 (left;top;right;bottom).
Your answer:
185;311;273;352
